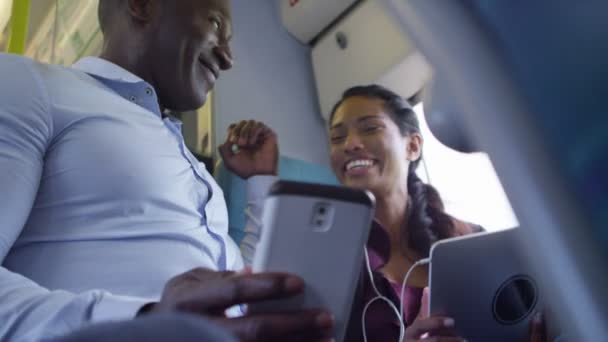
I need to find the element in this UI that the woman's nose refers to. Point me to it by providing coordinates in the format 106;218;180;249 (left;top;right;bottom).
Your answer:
344;133;364;152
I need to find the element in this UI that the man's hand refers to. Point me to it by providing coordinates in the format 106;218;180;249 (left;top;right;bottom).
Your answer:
219;120;278;179
141;268;334;342
405;288;465;341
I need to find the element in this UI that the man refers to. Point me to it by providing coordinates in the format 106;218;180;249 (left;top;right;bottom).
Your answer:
0;0;333;340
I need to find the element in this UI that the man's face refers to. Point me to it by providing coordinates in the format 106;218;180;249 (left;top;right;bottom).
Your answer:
148;0;233;111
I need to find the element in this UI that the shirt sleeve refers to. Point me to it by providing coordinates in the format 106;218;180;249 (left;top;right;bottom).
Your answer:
0;54;149;341
238;175;278;266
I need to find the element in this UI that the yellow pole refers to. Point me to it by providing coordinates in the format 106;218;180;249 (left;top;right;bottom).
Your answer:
7;0;31;54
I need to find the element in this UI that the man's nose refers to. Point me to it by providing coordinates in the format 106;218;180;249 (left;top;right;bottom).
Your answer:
214;43;233;70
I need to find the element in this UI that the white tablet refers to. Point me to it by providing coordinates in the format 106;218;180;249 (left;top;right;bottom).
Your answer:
429;228;542;341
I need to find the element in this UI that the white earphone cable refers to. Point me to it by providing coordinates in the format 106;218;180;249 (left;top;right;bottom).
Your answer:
362;248;431;342
362;249;405;342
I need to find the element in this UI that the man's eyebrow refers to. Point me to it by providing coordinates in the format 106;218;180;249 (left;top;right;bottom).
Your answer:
214;4;231;22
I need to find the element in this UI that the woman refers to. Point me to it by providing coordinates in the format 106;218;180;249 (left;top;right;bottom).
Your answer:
328;85;483;341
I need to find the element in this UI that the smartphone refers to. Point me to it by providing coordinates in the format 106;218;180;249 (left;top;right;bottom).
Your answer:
249;180;375;342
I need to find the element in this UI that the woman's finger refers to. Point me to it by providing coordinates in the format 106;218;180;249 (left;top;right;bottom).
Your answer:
405;317;456;339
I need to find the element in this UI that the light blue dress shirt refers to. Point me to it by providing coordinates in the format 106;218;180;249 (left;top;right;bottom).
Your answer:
0;54;270;341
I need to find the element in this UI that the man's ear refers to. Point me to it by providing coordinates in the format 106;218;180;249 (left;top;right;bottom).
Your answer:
406;132;423;161
127;0;159;23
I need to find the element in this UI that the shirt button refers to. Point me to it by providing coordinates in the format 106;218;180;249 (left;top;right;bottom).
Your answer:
145;87;153;96
129;96;137;102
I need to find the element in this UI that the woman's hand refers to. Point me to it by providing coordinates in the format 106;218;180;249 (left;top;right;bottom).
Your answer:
404;288;466;341
219;120;278;179
407;289;550;342
529;312;548;342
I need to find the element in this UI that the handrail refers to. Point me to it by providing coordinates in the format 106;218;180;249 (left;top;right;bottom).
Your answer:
6;0;31;54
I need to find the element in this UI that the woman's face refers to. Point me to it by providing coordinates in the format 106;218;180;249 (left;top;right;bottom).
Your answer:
329;96;422;196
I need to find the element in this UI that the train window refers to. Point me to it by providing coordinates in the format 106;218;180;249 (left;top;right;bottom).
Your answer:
414;103;518;231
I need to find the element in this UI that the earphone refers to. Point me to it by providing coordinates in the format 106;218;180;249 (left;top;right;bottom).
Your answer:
362;248;430;342
399;258;431;327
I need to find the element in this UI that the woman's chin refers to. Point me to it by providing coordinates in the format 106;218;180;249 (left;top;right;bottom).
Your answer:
344;178;375;191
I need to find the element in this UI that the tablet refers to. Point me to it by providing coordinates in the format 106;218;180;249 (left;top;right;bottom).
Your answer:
429;228;542;341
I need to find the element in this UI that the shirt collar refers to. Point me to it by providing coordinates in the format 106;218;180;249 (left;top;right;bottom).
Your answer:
72;57;144;84
72;57;165;118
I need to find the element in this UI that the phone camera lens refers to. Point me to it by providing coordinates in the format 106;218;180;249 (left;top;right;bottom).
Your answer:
318;207;326;215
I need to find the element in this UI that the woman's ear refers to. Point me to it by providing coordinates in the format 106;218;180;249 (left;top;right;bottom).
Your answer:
406;133;423;161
